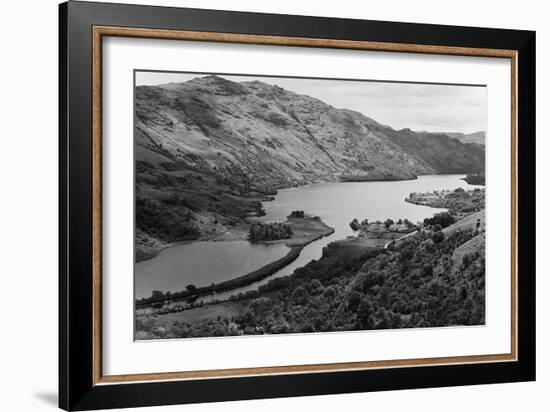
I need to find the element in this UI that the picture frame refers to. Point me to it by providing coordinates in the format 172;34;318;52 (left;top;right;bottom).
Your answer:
59;1;536;410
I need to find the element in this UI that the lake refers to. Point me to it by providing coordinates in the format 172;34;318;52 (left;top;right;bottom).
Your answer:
135;240;290;298
135;174;477;299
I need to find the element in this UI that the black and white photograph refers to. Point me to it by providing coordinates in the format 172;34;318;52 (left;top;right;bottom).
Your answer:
134;71;487;340
1;0;541;409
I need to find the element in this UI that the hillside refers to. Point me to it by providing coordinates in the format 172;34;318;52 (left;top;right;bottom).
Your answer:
377;128;485;174
135;75;485;248
444;131;486;146
136;212;486;338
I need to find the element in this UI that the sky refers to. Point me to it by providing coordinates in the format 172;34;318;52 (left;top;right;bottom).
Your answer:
136;71;486;134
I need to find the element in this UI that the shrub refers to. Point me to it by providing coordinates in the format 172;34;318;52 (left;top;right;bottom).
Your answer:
151;326;167;338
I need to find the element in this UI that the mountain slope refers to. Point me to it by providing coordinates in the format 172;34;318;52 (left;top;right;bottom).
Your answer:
444;131;485;146
135;75;485;245
136;75;435;188
136;76;485;185
373;127;485;174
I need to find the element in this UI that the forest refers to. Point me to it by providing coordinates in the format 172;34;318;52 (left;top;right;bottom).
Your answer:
136;218;485;339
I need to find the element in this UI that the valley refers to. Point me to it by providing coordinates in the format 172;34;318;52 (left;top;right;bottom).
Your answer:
133;74;487;338
135;75;485;260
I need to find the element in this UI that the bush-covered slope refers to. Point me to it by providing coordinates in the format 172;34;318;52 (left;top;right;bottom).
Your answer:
136;211;486;338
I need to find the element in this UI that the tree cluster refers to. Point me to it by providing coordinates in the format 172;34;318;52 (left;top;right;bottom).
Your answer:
423;211;455;229
249;222;293;241
136;197;200;242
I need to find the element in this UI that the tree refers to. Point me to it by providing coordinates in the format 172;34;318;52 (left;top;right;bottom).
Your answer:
432;231;445;244
323;285;339;300
356;299;374;329
374;308;391;329
349;218;360;231
399;244;415;263
361;270;385;290
186;284;197;294
151;290;164;300
291;286;309;305
306;279;325;295
422;264;433;278
384;218;395;229
423;212;455;229
458;286;468;301
347;291;362;312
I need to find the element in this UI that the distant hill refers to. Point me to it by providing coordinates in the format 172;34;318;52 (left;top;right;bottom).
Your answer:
134;75;486;244
136;75;484;185
443;131;485;146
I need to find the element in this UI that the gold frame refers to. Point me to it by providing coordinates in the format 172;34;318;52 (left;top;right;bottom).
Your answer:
92;26;518;386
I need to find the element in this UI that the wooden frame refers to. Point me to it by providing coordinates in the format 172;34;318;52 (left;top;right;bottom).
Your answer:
60;1;535;410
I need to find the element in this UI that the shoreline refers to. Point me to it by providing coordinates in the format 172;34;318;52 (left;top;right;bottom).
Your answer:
136;173;476;303
136;216;334;306
135;173;472;263
136;210;486;337
135;175;485;335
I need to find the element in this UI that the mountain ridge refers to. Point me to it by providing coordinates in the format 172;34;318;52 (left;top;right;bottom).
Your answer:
136;75;484;185
443;131;485;146
135;75;485;247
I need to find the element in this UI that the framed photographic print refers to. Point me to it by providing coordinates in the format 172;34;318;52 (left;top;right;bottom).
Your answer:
59;1;536;410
